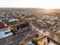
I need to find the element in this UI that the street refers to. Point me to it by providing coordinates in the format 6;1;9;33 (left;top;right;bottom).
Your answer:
0;30;38;45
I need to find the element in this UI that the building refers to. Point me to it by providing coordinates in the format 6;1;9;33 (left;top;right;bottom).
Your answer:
38;36;48;45
38;36;60;45
17;23;32;34
27;41;35;45
0;22;13;39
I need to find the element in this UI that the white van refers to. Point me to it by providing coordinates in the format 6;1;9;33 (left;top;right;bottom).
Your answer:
0;28;13;39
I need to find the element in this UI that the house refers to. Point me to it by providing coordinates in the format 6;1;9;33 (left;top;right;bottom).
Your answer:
38;36;48;45
0;22;8;29
17;23;32;34
0;22;13;39
38;36;60;45
3;18;19;26
27;41;35;45
8;22;32;35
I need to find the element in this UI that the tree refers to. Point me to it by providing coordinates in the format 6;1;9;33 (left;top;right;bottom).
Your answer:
32;38;38;45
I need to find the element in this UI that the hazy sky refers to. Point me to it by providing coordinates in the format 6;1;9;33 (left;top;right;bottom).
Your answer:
0;0;60;9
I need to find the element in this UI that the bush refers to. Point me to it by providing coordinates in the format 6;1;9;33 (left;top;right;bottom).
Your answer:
32;38;38;45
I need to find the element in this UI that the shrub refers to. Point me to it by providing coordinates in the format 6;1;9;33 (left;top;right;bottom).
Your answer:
32;38;38;45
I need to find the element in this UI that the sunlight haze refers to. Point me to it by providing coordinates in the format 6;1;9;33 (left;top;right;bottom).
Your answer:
0;0;60;9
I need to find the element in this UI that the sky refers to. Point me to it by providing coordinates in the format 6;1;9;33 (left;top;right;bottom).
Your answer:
0;0;60;9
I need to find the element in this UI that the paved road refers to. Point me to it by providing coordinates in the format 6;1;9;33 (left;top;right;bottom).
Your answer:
1;25;60;45
0;30;38;45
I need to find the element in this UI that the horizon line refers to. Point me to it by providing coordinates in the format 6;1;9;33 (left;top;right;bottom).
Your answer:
0;7;60;9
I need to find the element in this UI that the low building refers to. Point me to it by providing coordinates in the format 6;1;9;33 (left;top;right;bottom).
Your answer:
38;36;48;45
17;23;32;34
2;18;19;26
0;22;13;39
27;41;35;45
38;36;60;45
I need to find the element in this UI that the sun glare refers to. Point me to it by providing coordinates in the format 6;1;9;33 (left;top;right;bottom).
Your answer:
38;0;60;9
0;0;60;9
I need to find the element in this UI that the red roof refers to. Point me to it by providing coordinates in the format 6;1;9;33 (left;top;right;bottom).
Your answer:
0;23;8;29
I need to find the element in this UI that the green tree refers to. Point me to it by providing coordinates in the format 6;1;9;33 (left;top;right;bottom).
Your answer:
32;38;38;45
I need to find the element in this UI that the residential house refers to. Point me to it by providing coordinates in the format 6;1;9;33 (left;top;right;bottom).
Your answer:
0;22;13;39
